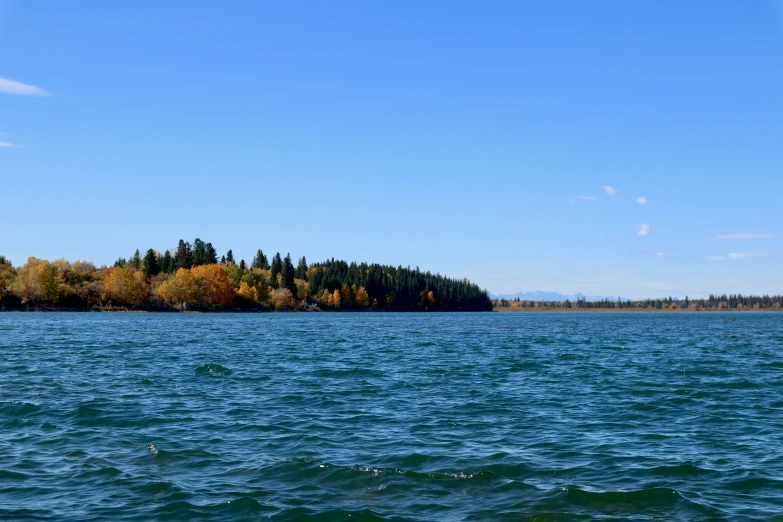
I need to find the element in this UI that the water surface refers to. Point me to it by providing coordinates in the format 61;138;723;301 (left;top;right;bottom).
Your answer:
1;312;782;520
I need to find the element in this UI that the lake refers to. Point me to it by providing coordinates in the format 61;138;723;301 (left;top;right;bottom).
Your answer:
1;312;782;521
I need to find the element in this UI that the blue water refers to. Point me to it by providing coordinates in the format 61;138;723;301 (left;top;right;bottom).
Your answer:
1;312;782;521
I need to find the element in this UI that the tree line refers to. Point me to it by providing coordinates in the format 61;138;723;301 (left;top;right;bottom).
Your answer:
0;239;491;311
493;294;783;311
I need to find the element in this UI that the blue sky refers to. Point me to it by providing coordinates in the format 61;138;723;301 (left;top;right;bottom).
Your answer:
1;1;781;298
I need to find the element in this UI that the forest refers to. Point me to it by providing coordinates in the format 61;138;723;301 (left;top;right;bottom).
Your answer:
493;294;783;311
0;239;492;312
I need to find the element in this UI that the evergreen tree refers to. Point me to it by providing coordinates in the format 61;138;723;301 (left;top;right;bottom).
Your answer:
143;249;161;278
192;238;206;266
205;242;218;264
252;249;269;269
160;250;173;274
296;256;308;279
130;249;142;269
270;252;282;289
174;240;192;270
220;255;226;264
283;253;297;298
239;259;246;271
226;249;235;264
114;257;126;268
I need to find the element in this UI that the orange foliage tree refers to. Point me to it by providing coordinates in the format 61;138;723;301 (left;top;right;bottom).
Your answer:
158;264;235;308
102;266;149;306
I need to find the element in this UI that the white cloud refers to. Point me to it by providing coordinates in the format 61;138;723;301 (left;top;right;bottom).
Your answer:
656;251;667;257
601;186;619;195
636;197;649;204
708;256;726;261
577;195;596;200
727;251;772;260
0;77;47;96
713;233;776;240
0;141;19;148
636;223;651;237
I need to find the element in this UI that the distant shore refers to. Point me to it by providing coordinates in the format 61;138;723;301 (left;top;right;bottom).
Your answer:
493;307;781;313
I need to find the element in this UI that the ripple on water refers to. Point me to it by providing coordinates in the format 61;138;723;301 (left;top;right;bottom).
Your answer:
1;312;782;521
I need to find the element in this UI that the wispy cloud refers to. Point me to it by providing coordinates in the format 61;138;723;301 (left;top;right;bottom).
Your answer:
636;197;649;204
708;256;726;261
727;251;773;260
0;77;48;96
636;223;651;237
578;195;596;200
601;185;619;195
0;141;20;148
713;233;776;240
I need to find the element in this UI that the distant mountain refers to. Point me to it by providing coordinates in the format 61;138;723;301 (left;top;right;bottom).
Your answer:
488;291;623;302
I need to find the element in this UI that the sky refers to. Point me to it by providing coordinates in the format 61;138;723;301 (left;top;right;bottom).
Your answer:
1;1;782;299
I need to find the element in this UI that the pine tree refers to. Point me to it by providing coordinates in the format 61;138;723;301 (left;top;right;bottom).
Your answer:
143;249;161;278
174;240;192;270
226;249;235;264
282;253;297;298
220;255;226;264
160;250;174;273
270;252;282;289
205;243;218;264
296;256;308;279
192;238;206;266
239;259;246;271
252;249;269;269
130;249;142;269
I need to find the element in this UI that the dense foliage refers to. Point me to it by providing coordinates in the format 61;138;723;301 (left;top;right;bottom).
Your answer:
0;239;491;312
494;294;783;311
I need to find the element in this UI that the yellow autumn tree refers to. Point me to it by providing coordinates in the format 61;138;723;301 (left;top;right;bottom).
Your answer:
12;257;63;305
236;281;259;302
190;264;235;307
339;284;352;307
332;288;342;308
102;266;149;306
158;264;234;308
355;287;370;308
157;268;196;306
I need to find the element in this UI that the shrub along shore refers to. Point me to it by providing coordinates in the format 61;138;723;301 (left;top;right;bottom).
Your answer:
0;240;491;312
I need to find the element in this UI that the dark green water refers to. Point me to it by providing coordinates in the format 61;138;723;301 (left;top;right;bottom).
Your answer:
1;312;782;521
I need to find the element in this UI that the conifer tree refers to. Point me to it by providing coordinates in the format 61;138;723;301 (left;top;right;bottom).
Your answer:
252;249;269;269
205;243;218;264
130;249;142;269
160;250;173;274
296;256;308;279
174;240;192;270
270;252;282;289
192;238;206;266
239;259;246;271
143;249;161;278
225;249;235;264
282;253;297;298
220;255;226;264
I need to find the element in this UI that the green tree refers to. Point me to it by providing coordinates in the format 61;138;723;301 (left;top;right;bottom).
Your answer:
239;259;246;271
174;240;192;270
160;250;173;274
205;242;218;264
252;249;269;269
270;252;282;289
282;253;297;298
143;249;161;278
129;249;142;269
192;238;206;266
296;256;308;279
225;249;235;264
